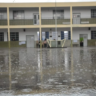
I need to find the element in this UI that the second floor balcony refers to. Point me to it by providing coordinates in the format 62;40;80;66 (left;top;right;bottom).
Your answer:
41;17;70;25
9;8;39;26
10;19;34;25
72;7;96;25
0;19;7;25
73;18;96;25
80;18;96;24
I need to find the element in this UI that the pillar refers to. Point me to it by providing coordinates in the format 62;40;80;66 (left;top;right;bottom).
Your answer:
70;6;73;47
39;7;42;48
7;7;10;48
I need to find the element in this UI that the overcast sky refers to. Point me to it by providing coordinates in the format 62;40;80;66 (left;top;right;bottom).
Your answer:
0;0;96;2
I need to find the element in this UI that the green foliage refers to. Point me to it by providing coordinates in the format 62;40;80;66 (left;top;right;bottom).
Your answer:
80;37;83;42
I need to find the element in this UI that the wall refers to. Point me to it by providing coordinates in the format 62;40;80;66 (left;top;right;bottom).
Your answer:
0;29;39;42
73;7;96;18
1;7;96;20
42;28;70;40
41;8;70;19
9;8;39;19
1;27;96;42
73;28;91;40
73;27;96;40
10;28;39;41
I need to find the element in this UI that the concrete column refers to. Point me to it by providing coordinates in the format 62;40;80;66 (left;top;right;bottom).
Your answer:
70;6;73;47
7;7;9;26
39;27;42;48
39;7;42;48
7;7;10;48
8;28;10;42
39;7;41;26
7;7;10;41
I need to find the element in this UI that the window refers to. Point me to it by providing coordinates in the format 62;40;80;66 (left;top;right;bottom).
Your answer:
64;31;68;40
13;11;24;19
0;32;4;41
61;31;70;40
45;32;49;39
10;32;19;41
0;12;5;19
37;32;40;40
91;9;96;18
42;32;45;41
91;31;96;39
53;10;64;19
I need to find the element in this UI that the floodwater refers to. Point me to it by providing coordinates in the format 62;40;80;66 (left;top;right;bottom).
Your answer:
0;47;96;96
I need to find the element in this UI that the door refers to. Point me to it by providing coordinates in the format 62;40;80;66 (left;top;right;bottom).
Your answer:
33;14;39;25
26;35;34;48
73;13;80;24
80;34;88;47
83;34;88;47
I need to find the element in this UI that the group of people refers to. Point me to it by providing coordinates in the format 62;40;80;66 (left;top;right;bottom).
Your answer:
36;39;47;48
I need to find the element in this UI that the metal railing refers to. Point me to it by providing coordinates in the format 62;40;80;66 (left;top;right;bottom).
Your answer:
41;17;70;25
0;20;7;25
81;18;96;24
10;19;39;25
73;18;96;24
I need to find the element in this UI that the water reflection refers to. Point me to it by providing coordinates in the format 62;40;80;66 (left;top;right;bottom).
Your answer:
0;48;96;92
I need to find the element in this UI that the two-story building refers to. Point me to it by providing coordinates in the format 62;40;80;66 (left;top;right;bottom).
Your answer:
0;2;96;47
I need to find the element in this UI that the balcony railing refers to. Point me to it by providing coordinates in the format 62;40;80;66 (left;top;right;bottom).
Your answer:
81;18;96;24
73;18;96;24
41;17;70;25
0;20;7;25
10;19;34;25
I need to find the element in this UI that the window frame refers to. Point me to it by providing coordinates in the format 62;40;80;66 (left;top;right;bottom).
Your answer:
0;11;6;20
53;10;64;19
91;9;96;18
91;31;96;39
0;32;4;41
10;32;19;41
13;10;25;20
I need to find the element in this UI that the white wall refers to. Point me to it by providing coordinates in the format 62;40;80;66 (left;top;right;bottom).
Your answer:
1;27;96;41
73;7;96;18
41;8;70;19
0;29;39;41
73;27;96;40
41;9;53;19
42;28;70;40
1;7;96;19
9;8;39;19
10;29;39;41
73;8;91;18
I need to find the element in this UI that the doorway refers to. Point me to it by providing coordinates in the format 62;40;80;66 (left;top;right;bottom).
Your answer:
80;34;88;47
33;14;39;25
26;35;34;48
73;13;80;24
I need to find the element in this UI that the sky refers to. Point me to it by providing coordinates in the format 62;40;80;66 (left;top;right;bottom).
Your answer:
0;0;96;3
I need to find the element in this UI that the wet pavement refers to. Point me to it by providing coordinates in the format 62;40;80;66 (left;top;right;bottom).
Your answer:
0;47;96;96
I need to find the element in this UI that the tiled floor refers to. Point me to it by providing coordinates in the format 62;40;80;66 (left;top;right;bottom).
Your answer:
0;47;96;96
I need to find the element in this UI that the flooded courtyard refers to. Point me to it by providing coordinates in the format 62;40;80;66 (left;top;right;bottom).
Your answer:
0;47;96;96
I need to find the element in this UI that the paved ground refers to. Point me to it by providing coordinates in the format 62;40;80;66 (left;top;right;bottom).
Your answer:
0;47;96;95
